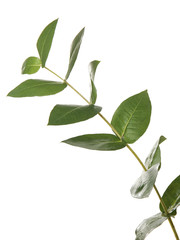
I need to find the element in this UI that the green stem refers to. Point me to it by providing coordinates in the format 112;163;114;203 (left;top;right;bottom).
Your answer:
44;66;179;240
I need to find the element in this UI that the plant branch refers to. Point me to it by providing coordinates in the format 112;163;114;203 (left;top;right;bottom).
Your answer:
127;144;179;240
44;66;179;240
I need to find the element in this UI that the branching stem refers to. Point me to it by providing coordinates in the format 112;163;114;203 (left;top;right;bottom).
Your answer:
44;66;179;240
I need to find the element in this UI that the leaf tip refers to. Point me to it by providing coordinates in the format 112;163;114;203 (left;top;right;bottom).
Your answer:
7;89;14;97
160;135;167;142
80;27;85;36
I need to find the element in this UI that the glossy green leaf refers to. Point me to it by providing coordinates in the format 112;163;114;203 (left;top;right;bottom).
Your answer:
62;133;126;151
135;213;167;240
7;79;67;97
22;57;41;74
65;28;85;80
89;60;100;104
130;164;159;198
160;175;180;213
37;19;58;67
145;136;166;170
111;90;151;144
48;104;102;125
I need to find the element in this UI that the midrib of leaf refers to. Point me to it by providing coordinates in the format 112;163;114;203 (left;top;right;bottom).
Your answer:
121;95;144;137
95;139;122;144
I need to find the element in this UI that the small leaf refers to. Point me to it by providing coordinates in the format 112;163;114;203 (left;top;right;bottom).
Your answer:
89;60;100;104
7;79;67;97
62;133;126;151
89;60;100;82
22;57;41;74
37;19;58;67
145;136;166;170
111;90;151;144
160;175;180;213
65;28;85;80
48;104;102;125
130;164;159;199
135;213;167;240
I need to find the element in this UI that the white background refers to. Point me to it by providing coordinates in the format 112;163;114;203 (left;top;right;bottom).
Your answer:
0;0;180;239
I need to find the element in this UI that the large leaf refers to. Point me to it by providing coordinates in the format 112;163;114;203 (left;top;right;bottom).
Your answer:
48;104;102;125
62;133;126;151
135;213;167;240
88;60;100;104
22;57;41;74
160;175;180;213
65;28;85;80
145;136;166;170
7;79;67;97
130;164;159;198
111;90;151;144
37;19;58;67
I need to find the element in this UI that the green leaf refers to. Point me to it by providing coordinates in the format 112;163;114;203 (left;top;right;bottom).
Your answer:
37;19;58;68
160;175;180;213
130;164;159;198
65;28;85;80
90;81;97;105
62;133;126;151
89;60;100;82
111;90;151;144
145;136;166;170
135;213;167;240
48;104;102;125
22;57;41;74
89;60;100;104
7;79;67;97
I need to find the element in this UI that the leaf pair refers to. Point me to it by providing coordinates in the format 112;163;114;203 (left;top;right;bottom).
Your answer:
37;18;84;78
48;104;125;151
8;19;85;98
131;136;166;199
133;140;180;240
135;175;180;240
20;19;59;75
130;136;180;213
63;90;151;150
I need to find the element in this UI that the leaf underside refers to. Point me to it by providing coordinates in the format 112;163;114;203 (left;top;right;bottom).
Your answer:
62;133;126;151
48;104;102;125
145;136;166;170
135;213;167;240
130;164;159;199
